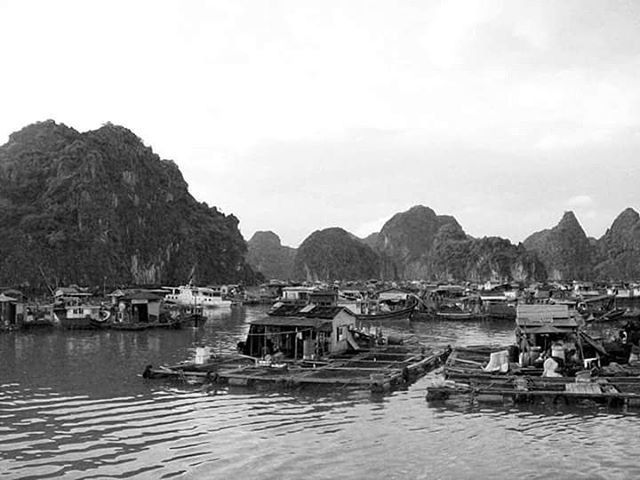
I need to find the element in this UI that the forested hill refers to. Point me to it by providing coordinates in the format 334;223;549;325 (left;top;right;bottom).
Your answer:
0;120;258;290
292;227;380;282
247;231;296;281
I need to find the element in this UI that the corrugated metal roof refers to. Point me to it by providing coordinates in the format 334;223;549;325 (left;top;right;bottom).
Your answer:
121;292;163;301
250;317;331;328
516;304;578;327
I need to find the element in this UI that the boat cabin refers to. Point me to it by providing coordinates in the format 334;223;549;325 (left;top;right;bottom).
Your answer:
279;286;315;305
242;306;357;360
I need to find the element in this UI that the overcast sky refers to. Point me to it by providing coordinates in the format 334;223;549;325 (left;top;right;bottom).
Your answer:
1;0;639;247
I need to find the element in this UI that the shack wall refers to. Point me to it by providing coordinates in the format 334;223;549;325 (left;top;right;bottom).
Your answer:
331;310;356;354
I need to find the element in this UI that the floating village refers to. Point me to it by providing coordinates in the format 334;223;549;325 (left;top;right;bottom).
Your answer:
3;279;640;406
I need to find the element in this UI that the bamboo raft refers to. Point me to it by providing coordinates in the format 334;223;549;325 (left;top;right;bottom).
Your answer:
143;345;450;393
426;346;640;408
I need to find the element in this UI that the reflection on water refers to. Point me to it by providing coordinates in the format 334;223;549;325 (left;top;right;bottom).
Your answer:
1;308;639;479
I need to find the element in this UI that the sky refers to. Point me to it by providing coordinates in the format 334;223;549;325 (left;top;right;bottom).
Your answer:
1;0;639;247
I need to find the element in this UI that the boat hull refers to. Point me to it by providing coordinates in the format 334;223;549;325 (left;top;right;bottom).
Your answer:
354;300;417;322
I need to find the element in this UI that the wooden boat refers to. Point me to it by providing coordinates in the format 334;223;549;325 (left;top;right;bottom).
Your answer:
108;318;182;330
54;304;111;329
89;316;112;329
435;311;488;321
143;354;258;382
354;297;418;322
585;307;626;323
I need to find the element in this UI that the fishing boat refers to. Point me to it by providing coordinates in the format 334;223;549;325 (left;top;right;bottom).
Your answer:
53;303;111;329
143;305;449;392
353;288;418;322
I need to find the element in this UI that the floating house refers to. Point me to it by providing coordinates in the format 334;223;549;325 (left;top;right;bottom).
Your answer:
515;304;581;363
116;291;163;324
145;303;449;392
243;306;358;360
0;293;21;328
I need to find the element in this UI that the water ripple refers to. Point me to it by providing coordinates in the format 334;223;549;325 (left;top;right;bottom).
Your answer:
2;309;640;479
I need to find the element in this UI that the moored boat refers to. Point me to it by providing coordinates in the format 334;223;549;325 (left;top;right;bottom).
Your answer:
54;304;111;330
353;288;418;322
162;284;232;309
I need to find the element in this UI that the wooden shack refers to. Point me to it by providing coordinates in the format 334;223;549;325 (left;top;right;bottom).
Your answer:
0;293;21;328
243;306;357;360
515;304;585;366
116;291;162;323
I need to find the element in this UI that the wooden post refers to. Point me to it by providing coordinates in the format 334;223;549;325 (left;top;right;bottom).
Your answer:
294;328;298;359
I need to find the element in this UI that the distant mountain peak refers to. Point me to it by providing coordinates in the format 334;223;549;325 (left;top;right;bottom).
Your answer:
611;207;640;229
558;210;581;228
407;204;437;215
7;119;77;146
293;227;379;282
249;230;284;247
247;230;296;281
523;210;592;280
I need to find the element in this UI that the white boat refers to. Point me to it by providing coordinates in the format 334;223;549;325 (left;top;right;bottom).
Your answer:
163;285;232;308
53;304;111;329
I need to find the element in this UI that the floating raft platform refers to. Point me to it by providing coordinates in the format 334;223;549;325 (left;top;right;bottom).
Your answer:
426;346;640;407
144;345;450;393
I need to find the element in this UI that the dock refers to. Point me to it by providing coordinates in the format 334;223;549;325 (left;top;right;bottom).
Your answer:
144;345;450;393
426;345;640;407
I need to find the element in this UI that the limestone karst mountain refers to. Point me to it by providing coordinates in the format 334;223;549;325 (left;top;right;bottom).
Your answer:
292;227;380;282
594;207;640;280
523;211;596;281
0;120;258;290
246;231;296;281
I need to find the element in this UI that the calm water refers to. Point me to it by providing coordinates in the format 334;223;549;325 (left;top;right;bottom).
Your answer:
2;307;640;480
